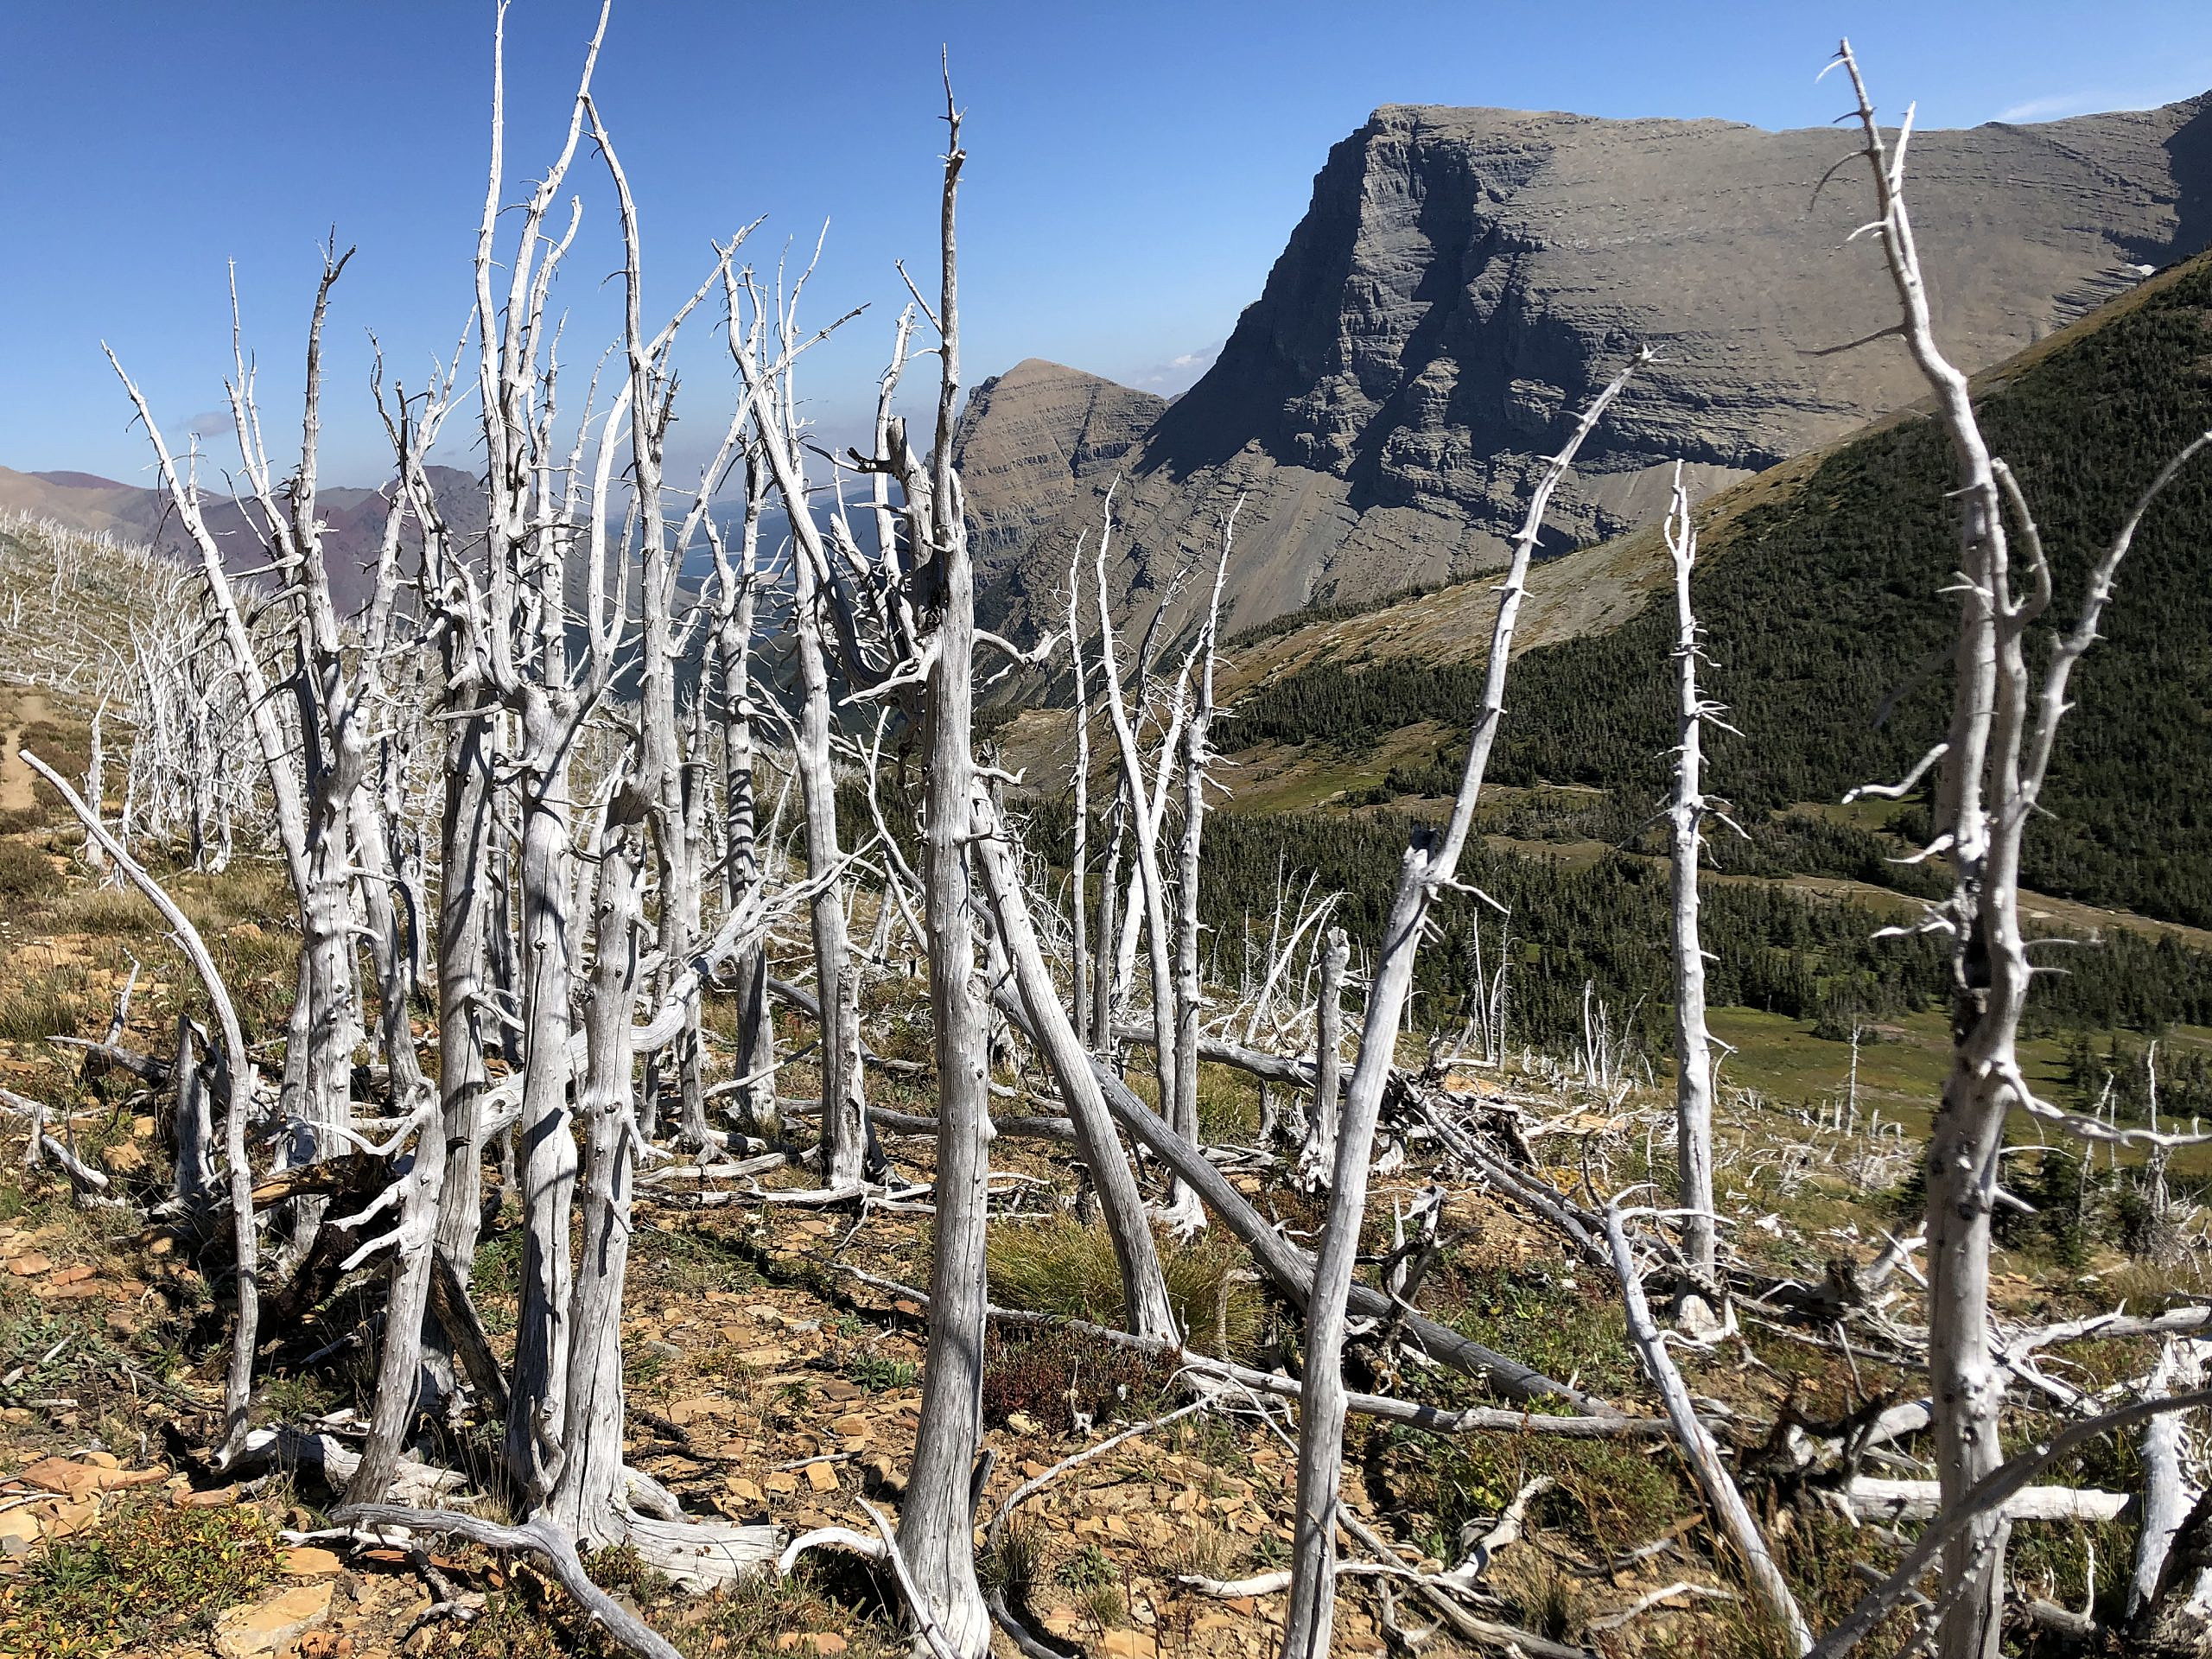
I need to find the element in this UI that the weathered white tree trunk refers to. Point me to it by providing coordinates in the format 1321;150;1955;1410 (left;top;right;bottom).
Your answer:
728;292;868;1192
1662;469;1724;1333
1093;531;1191;1219
1066;546;1094;1046
1294;929;1347;1190
712;468;776;1134
895;87;995;1658
1167;517;1235;1231
1608;1204;1810;1650
548;800;651;1542
1092;787;1126;1058
1837;45;2212;1658
1277;353;1646;1659
975;800;1177;1344
20;753;260;1463
2130;1343;2204;1622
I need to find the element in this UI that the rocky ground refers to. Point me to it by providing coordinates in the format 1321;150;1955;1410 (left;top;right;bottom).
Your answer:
0;701;2174;1659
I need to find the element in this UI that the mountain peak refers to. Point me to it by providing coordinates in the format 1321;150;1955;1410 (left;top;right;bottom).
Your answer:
954;361;1166;579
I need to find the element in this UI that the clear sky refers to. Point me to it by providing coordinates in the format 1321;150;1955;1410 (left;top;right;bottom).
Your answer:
4;1;2210;486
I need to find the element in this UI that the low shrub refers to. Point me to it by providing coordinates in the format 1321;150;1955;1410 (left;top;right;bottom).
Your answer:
980;1323;1175;1430
0;1497;284;1658
0;841;60;901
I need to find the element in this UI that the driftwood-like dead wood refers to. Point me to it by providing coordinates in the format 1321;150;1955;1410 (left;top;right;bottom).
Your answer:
832;1265;1662;1440
1608;1205;1812;1653
990;983;1602;1408
338;1504;680;1659
1808;1386;2212;1659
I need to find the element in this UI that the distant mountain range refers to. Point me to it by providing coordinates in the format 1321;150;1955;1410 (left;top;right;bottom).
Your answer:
0;463;480;614
960;90;2212;641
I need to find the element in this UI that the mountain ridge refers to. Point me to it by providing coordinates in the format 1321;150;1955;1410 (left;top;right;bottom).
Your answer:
973;88;2212;640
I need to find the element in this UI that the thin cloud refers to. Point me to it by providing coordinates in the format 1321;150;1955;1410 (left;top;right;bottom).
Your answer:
1996;91;2107;123
1130;340;1223;393
1996;70;2212;124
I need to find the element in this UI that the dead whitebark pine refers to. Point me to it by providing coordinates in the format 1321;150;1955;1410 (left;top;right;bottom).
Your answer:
1660;467;1731;1337
1831;40;2212;1659
1274;347;1649;1659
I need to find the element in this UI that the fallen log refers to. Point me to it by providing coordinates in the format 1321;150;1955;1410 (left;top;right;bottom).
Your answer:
996;985;1606;1411
1840;1478;2130;1524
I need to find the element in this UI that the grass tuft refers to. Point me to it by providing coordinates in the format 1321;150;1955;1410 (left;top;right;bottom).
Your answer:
985;1215;1262;1357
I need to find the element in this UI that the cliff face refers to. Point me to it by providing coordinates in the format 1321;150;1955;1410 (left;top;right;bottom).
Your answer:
983;92;2212;637
950;359;1166;572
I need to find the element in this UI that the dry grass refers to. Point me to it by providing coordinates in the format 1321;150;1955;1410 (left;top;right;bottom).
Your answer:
985;1214;1262;1357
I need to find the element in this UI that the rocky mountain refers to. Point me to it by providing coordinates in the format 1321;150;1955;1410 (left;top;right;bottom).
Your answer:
976;91;2212;639
950;359;1166;571
0;463;480;614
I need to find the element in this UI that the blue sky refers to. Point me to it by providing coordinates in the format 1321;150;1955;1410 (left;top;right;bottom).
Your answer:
3;1;2210;486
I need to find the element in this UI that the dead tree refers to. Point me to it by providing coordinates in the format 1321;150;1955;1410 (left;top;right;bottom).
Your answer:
707;457;778;1134
1294;928;1348;1189
462;0;627;1502
20;752;260;1464
894;80;995;1657
1065;543;1095;1046
974;804;1178;1345
1092;512;1195;1222
1662;467;1726;1333
1167;511;1236;1224
1277;350;1649;1659
1834;41;2212;1659
107;251;374;1243
724;250;871;1192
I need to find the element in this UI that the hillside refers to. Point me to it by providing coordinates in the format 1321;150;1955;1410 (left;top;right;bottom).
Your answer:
1211;245;2212;933
981;91;2212;640
0;463;479;616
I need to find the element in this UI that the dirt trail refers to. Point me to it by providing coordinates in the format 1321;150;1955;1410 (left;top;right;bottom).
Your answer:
0;689;49;812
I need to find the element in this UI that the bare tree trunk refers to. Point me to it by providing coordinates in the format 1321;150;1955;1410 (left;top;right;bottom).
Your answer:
1093;787;1125;1060
742;364;867;1191
430;708;494;1355
1608;1204;1810;1650
548;804;650;1542
2132;1342;2205;1622
1662;469;1723;1333
896;84;994;1658
976;802;1176;1344
1835;47;2212;1658
505;711;583;1502
1277;353;1646;1659
1168;518;1235;1229
20;753;260;1463
346;776;446;1506
1067;547;1093;1047
171;1015;219;1229
714;473;775;1135
1093;536;1187;1217
1295;930;1347;1190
